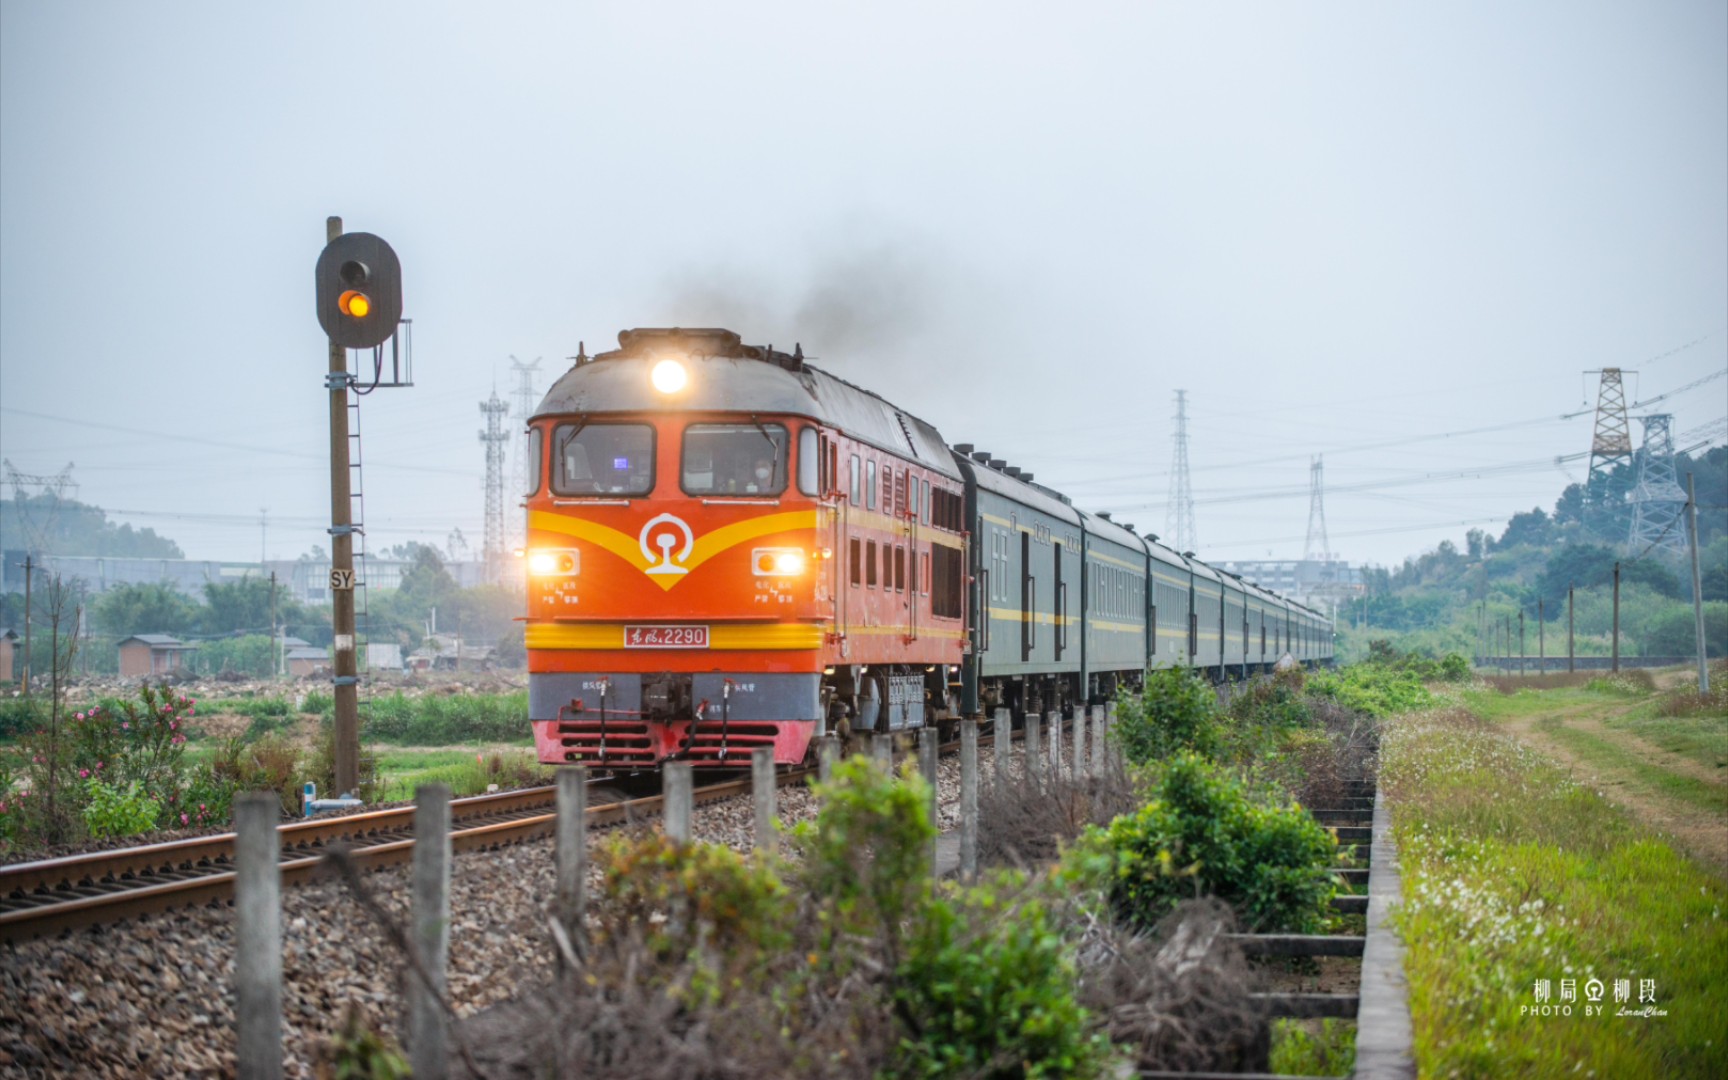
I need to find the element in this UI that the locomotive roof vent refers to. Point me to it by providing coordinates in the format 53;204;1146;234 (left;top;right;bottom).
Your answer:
988;458;1006;470
1098;511;1112;521
1019;472;1034;482
970;451;991;464
594;327;805;371
953;443;975;455
1004;466;1022;478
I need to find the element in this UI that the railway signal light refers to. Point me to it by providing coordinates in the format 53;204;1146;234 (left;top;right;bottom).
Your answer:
316;232;402;349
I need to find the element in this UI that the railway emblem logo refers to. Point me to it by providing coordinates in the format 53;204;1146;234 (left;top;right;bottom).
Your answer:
640;513;696;576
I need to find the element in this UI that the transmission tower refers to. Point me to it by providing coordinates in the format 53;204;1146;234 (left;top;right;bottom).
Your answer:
479;390;511;583
1166;390;1198;554
1628;413;1686;557
3;460;78;555
1584;368;1635;520
507;356;542;552
1303;455;1331;563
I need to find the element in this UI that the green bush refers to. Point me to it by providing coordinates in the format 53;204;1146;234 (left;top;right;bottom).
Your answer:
894;870;1110;1079
1305;666;1432;719
1076;753;1337;934
358;691;528;744
0;697;46;741
1112;666;1220;765
81;779;161;838
1270;1019;1355;1076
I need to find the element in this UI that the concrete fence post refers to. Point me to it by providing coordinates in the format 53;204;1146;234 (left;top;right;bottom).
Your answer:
409;784;451;1080
960;719;979;883
817;734;839;785
993;707;1010;789
751;746;777;854
872;732;894;771
554;765;587;959
1024;712;1042;782
1047;710;1062;781
664;762;693;843
919;727;939;876
1091;705;1106;776
234;793;282;1080
1073;705;1088;779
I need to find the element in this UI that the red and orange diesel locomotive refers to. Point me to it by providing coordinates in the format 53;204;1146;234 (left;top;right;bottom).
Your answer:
523;328;968;769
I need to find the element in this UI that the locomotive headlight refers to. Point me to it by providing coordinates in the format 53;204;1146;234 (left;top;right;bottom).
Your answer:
751;547;805;576
650;358;688;393
528;548;580;576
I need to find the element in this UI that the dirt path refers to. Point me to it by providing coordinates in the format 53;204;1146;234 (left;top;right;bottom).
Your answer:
1497;698;1728;877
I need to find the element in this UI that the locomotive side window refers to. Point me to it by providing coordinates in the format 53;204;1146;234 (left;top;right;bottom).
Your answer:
682;423;788;495
552;423;655;496
797;428;820;496
894;546;905;592
866;460;878;510
883;468;895;514
882;542;892;590
921;551;930;595
866;540;878;587
850;455;861;506
524;427;542;496
850;537;861;587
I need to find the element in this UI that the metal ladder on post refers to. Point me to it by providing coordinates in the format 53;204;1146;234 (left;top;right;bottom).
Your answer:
346;370;372;734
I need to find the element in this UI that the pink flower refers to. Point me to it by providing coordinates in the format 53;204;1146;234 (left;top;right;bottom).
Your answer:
96;761;105;770
78;769;89;779
168;720;177;730
180;813;189;825
122;722;130;730
75;712;85;721
199;804;206;811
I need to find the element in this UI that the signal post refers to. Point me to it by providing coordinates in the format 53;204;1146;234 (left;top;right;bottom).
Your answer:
315;216;405;796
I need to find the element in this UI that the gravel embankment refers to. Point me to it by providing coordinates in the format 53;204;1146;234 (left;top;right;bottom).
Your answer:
0;746;1013;1079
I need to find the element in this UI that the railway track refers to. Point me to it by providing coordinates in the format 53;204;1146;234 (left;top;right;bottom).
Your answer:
0;716;1041;944
0;767;814;943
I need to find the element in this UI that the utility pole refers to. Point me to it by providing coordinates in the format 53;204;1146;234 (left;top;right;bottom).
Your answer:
269;571;280;679
1568;585;1575;674
1518;611;1525;677
18;555;32;695
1686;473;1709;693
1538;598;1545;676
1611;561;1621;675
325;216;360;797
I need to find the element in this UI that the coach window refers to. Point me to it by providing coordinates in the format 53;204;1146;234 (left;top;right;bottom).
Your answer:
884;468;896;514
850;455;862;506
849;537;862;587
895;546;906;592
682;423;788;495
882;542;893;590
866;540;878;587
552;422;655;496
524;428;542;496
866;460;878;510
797;428;820;496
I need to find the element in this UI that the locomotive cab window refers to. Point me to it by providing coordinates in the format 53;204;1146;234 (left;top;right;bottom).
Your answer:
850;455;861;506
552;422;655;496
524;427;542;496
797;428;820;496
866;460;878;510
682;423;788;496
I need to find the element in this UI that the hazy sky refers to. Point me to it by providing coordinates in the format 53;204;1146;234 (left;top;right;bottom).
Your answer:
2;1;1724;568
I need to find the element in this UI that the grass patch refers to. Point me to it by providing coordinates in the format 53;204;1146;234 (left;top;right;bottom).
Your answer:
374;746;551;801
1383;707;1728;1078
1608;708;1728;772
1269;1018;1355;1076
1535;717;1728;816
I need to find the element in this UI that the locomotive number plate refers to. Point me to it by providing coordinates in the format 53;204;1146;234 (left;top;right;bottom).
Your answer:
624;625;710;649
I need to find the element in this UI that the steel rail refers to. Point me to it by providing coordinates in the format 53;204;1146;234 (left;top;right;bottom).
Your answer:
0;768;812;942
0;711;1054;943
